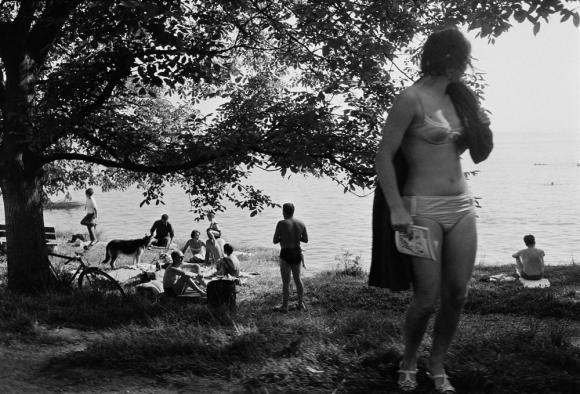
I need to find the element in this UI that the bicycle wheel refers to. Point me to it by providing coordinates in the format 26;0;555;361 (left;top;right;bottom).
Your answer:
78;267;125;296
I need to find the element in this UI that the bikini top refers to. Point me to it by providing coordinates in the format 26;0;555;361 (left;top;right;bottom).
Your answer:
408;93;463;145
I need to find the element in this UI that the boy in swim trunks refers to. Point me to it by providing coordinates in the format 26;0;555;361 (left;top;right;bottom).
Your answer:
216;243;241;277
273;202;309;312
512;234;545;280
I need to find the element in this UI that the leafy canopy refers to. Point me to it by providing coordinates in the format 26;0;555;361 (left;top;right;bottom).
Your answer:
1;0;577;217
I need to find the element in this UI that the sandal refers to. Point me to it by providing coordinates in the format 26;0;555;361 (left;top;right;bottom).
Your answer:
426;371;455;393
397;362;418;392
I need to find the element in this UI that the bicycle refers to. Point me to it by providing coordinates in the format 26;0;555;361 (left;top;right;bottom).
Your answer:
48;251;125;296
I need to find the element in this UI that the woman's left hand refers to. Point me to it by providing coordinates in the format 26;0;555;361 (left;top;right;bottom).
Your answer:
478;108;491;125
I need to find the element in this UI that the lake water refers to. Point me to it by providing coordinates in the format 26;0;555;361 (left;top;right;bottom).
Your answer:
1;131;578;273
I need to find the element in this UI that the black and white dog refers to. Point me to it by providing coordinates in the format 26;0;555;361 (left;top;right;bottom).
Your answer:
101;234;153;269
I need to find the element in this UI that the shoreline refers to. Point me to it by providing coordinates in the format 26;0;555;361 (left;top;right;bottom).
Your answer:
1;236;577;280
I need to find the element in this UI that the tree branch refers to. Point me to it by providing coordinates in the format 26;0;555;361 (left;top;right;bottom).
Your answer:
250;145;374;178
27;0;83;64
77;48;133;117
77;133;122;160
38;151;222;174
324;154;375;177
13;0;36;31
249;0;324;61
386;56;415;82
0;66;5;113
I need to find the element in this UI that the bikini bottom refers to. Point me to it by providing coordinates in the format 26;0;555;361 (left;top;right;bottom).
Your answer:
403;193;476;232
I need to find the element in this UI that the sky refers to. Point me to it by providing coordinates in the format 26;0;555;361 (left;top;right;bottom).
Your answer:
194;18;580;135
467;19;580;134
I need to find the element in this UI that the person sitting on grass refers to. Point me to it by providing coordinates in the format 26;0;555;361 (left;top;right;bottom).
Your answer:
162;250;206;297
216;243;240;278
512;234;545;280
149;214;174;249
181;230;206;264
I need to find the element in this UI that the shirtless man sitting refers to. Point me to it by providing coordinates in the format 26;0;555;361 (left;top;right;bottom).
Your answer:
273;202;309;313
163;250;206;297
512;234;545;280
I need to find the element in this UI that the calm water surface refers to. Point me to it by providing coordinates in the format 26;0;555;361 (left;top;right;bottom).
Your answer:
1;131;578;274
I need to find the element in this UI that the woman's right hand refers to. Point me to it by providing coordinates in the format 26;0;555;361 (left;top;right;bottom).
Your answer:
390;207;413;235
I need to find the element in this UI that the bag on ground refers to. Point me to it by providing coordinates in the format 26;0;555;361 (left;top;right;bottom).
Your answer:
207;279;236;311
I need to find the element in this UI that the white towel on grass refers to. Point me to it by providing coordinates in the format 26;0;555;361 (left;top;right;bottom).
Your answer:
519;277;550;288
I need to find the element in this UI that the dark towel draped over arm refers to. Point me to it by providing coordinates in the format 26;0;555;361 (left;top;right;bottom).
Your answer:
447;82;493;164
368;150;412;291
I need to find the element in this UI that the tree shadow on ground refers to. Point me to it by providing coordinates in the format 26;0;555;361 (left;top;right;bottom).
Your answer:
11;264;580;393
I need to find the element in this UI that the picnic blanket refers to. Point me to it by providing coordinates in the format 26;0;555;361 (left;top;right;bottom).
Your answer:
134;268;260;297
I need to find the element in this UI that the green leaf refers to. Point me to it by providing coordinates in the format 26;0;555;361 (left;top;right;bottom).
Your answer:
561;13;571;23
514;10;527;23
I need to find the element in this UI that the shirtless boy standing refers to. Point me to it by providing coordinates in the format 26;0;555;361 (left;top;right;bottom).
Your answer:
273;202;309;312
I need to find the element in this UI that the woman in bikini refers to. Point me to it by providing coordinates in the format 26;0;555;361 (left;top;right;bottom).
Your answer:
181;230;206;264
373;28;492;393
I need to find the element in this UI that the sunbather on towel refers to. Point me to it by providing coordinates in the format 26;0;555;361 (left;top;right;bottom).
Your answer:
512;234;545;280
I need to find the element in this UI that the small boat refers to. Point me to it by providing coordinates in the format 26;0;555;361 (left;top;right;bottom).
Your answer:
44;200;84;210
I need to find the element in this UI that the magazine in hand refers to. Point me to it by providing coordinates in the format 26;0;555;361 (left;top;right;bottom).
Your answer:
395;225;437;261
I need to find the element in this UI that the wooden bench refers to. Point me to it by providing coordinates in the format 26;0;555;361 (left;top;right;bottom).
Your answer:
0;224;58;249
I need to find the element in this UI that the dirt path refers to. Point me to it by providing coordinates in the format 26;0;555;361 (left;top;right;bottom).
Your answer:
0;327;237;393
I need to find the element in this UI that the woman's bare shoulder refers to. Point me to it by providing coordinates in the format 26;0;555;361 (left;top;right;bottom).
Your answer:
391;86;421;114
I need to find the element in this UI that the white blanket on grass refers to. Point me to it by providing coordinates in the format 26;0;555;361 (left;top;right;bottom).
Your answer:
519;277;551;288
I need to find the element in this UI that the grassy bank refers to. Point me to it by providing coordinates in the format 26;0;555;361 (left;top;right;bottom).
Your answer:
0;245;579;393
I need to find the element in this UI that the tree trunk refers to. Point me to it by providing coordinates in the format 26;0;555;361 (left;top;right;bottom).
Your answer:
0;26;54;293
1;171;52;294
